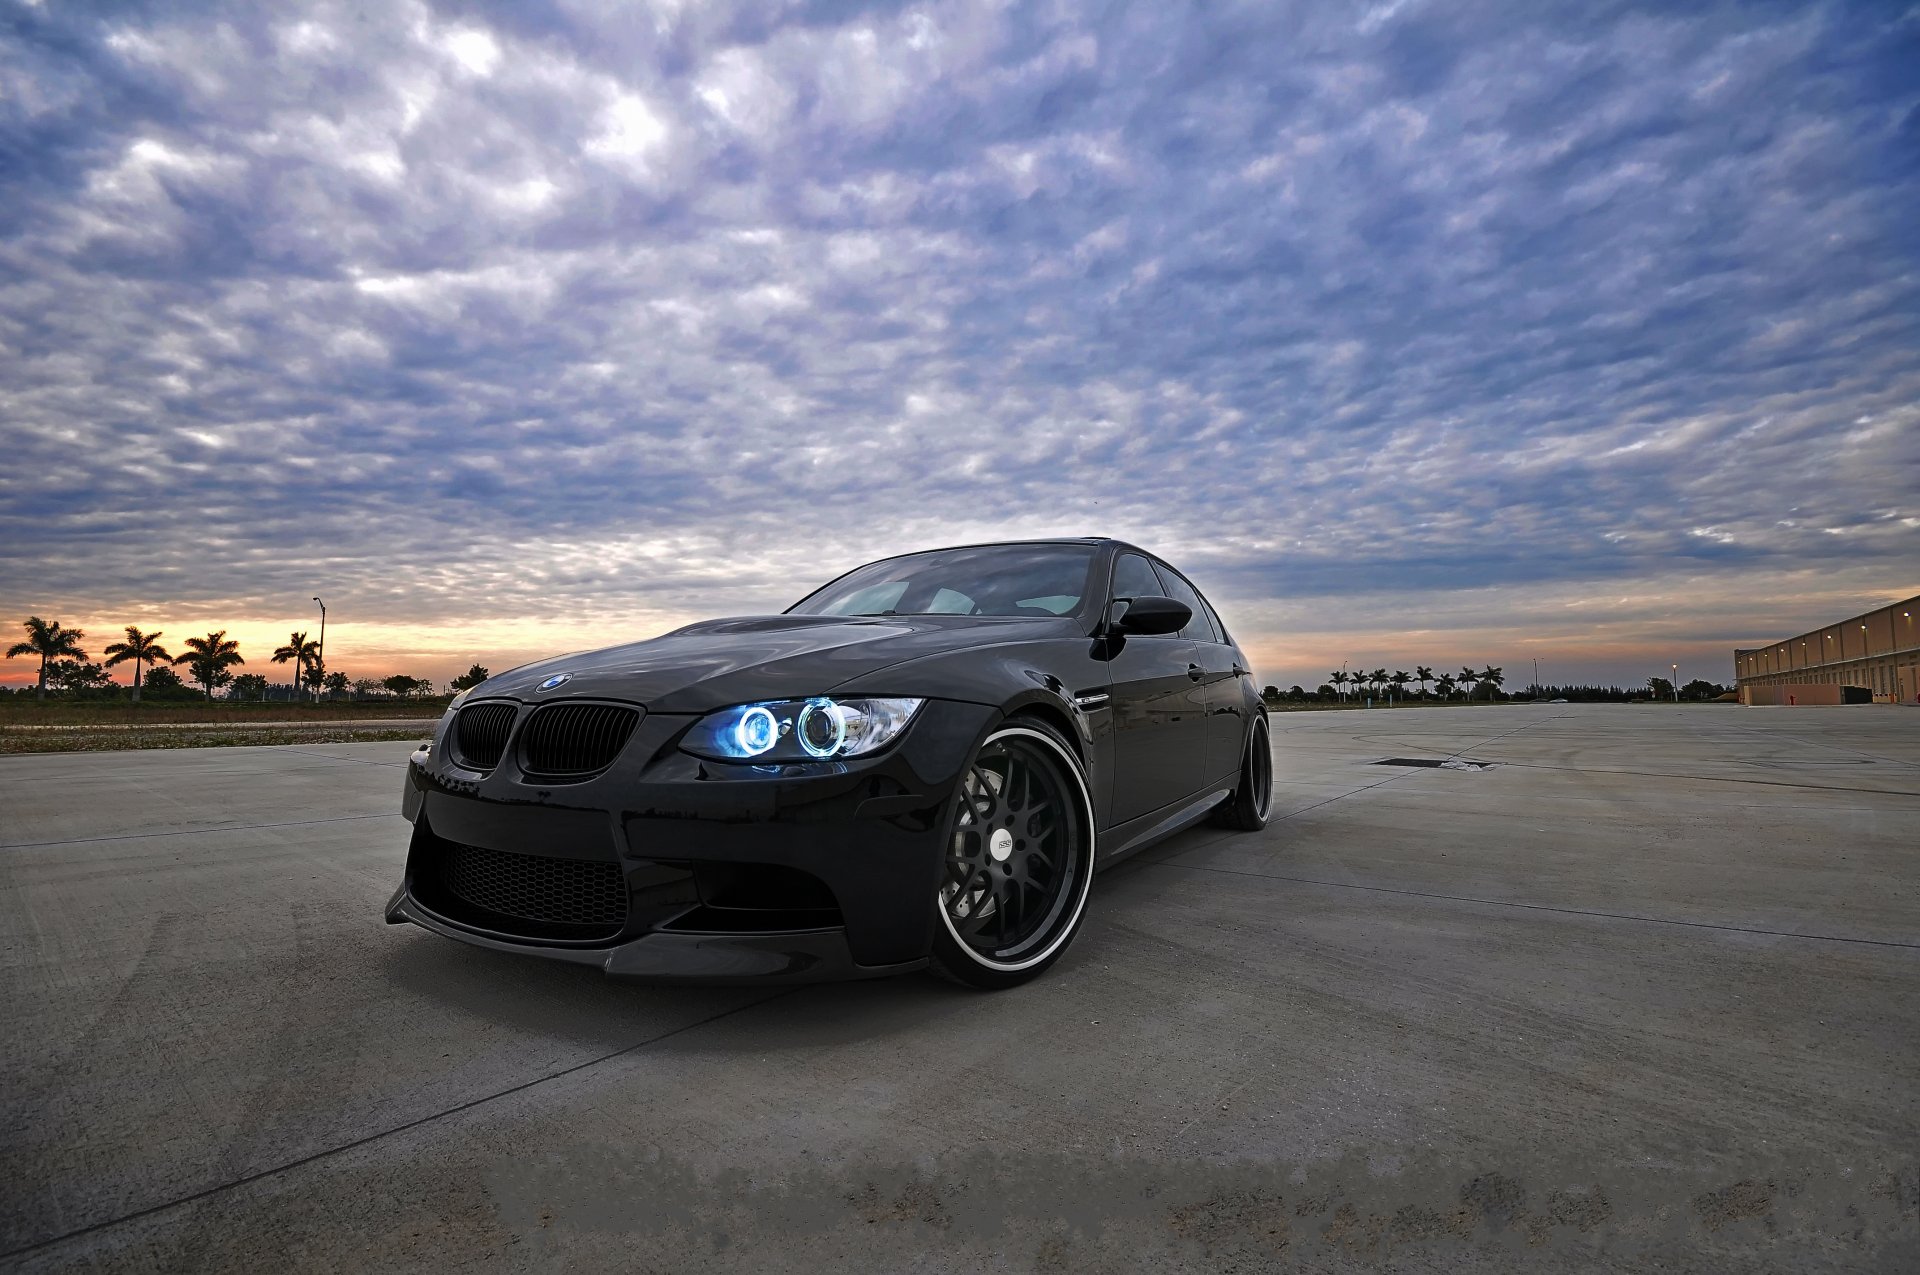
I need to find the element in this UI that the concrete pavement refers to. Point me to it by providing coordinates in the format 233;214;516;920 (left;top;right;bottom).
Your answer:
1;707;1915;1270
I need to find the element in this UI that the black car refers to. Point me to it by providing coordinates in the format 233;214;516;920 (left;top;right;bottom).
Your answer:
385;538;1273;988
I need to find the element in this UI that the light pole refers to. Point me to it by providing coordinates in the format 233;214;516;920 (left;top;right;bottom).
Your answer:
312;597;326;701
1671;663;1679;703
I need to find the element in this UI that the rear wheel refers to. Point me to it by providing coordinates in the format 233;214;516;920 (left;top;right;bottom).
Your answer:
1210;714;1273;831
929;721;1096;989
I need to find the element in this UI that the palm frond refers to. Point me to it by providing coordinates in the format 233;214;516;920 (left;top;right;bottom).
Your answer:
9;616;87;660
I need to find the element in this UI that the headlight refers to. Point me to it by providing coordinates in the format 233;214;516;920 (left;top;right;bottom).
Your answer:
681;697;924;762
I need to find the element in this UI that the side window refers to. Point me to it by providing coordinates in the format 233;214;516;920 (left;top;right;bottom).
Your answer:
1109;553;1163;605
1195;590;1230;644
830;582;908;616
926;587;976;614
1152;563;1218;643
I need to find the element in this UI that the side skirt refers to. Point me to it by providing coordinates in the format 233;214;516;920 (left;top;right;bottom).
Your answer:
1096;787;1232;866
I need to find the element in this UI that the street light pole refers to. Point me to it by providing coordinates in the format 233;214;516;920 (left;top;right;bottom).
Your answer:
313;597;326;701
1671;663;1679;703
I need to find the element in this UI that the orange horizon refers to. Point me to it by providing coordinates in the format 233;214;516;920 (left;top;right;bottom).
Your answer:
0;607;1822;695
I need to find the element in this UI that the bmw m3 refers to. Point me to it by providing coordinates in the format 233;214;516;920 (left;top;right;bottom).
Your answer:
385;538;1273;988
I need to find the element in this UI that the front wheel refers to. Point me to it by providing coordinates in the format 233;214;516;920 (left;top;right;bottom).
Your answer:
929;720;1097;989
1210;714;1273;831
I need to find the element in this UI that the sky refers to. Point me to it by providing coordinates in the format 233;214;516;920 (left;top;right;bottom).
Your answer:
2;0;1917;694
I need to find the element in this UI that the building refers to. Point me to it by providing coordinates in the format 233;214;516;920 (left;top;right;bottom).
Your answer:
1734;594;1920;706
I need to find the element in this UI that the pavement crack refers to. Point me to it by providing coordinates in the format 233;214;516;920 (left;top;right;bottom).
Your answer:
0;812;402;851
1149;859;1920;950
0;987;802;1262
283;748;415;767
1272;712;1575;824
1705;718;1920;770
1476;761;1919;799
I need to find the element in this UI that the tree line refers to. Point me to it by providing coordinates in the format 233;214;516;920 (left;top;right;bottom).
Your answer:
1320;665;1504;704
1261;667;1731;705
5;616;490;704
1641;677;1731;702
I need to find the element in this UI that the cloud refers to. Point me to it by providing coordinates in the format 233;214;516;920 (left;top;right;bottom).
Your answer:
1;0;1916;687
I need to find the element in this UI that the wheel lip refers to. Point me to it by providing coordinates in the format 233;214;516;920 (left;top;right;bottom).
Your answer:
1249;715;1273;819
937;724;1097;973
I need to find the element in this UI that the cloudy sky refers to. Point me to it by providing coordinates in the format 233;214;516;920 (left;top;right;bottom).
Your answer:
3;0;1916;692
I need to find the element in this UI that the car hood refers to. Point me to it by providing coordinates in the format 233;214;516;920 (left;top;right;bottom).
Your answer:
474;613;1073;713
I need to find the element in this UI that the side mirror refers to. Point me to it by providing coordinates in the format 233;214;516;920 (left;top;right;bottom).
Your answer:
1112;595;1191;636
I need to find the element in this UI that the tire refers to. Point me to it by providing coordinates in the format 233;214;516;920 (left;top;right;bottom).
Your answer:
1209;713;1273;831
928;719;1097;990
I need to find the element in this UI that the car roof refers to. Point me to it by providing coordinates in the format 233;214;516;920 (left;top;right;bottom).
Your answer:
795;537;1226;631
875;536;1145;557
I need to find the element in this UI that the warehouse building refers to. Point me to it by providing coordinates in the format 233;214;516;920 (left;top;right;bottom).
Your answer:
1734;594;1920;705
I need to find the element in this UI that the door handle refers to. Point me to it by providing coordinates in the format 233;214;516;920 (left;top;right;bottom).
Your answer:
1187;664;1205;682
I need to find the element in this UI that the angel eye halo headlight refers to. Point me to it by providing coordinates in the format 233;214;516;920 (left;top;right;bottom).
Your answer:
734;706;779;756
795;698;846;758
683;697;924;762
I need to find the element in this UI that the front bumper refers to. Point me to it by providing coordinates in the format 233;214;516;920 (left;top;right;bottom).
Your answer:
384;888;923;982
386;696;997;982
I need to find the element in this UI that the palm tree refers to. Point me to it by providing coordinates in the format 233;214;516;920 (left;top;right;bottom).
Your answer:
1458;666;1478;701
1414;666;1434;700
1329;670;1349;703
102;626;173;703
271;631;320;702
7;617;88;702
322;671;349;700
1435;673;1458;700
176;631;244;699
1480;665;1505;701
1389;670;1411;704
1369;669;1388;703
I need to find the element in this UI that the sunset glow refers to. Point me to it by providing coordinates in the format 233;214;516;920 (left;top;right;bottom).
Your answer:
3;4;1915;694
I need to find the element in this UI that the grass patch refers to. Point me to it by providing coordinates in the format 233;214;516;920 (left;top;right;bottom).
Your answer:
0;700;448;726
0;725;432;755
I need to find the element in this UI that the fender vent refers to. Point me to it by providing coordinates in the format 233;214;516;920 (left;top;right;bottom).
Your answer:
519;703;641;777
452;702;518;770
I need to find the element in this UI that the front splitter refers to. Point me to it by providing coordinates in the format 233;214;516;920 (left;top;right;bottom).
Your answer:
385;889;926;984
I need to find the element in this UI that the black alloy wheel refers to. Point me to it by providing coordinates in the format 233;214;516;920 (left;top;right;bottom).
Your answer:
1211;714;1273;831
930;720;1095;989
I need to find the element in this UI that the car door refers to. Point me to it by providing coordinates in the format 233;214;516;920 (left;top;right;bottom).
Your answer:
1152;561;1246;790
1103;552;1210;825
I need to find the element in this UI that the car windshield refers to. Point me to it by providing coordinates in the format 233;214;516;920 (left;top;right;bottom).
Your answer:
789;544;1096;618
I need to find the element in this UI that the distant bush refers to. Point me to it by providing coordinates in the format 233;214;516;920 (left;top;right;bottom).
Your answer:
140;666;201;701
1526;684;1701;703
